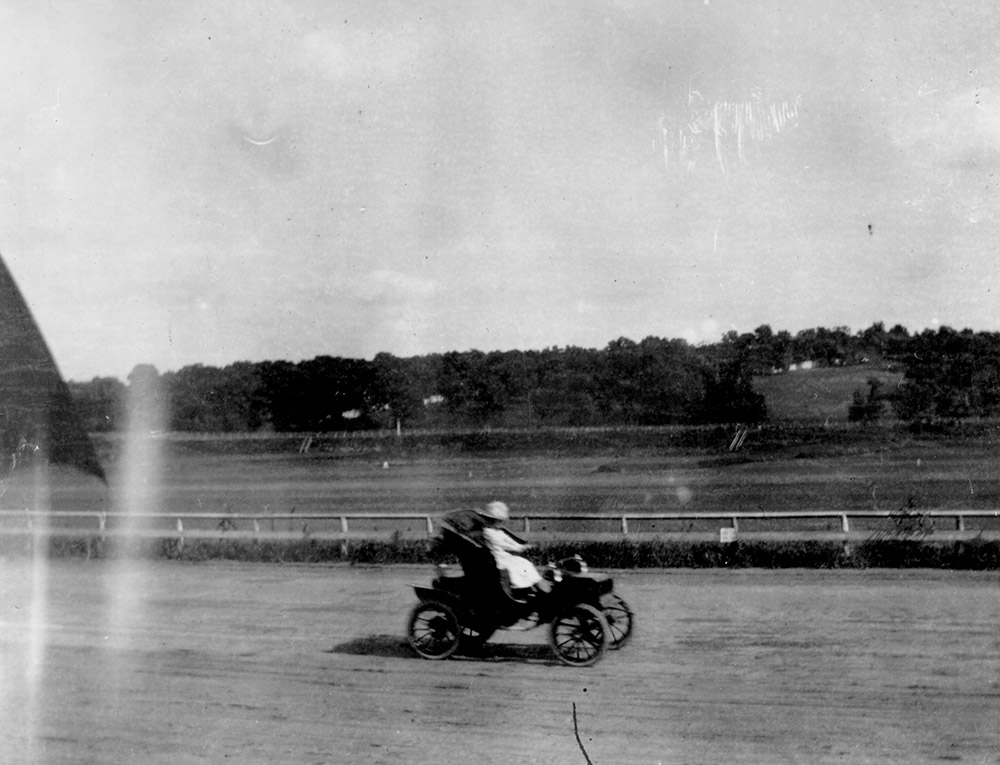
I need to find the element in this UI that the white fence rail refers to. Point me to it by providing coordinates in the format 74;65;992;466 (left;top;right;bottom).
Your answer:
1;509;998;549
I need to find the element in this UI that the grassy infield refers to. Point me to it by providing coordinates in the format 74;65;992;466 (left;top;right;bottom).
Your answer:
39;367;1000;568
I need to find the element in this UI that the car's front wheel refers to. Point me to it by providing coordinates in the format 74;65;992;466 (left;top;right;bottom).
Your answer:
600;592;634;649
548;603;609;667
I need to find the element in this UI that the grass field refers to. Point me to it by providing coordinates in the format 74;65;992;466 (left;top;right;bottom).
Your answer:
753;365;904;422
4;426;999;536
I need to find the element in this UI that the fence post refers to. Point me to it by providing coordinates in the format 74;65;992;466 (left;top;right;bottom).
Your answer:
523;517;530;535
340;516;349;558
956;514;965;532
425;516;433;535
621;516;629;535
840;515;852;559
253;518;261;541
177;517;184;554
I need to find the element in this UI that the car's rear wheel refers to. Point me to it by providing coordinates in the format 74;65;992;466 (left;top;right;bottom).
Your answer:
548;603;609;667
407;601;461;660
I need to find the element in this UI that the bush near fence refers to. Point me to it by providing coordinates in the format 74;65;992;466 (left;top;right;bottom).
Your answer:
13;535;1000;570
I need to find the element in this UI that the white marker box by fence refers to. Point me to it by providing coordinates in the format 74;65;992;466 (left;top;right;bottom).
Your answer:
719;527;737;544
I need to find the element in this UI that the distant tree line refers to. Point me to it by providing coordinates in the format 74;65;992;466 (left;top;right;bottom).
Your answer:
65;323;1000;432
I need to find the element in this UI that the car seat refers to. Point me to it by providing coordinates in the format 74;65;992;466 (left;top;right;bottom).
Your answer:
438;510;527;608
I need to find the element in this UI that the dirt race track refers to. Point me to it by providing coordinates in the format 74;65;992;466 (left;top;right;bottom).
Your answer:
2;560;998;765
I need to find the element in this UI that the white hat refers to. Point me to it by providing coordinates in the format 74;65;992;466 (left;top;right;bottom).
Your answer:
482;501;510;522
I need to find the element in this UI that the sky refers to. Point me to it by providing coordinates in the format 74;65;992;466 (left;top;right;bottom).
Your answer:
1;0;998;381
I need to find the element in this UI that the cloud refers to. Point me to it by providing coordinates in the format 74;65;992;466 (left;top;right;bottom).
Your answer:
879;86;1000;231
353;269;438;302
339;270;440;358
964;89;1000;148
297;24;424;83
895;87;1000;160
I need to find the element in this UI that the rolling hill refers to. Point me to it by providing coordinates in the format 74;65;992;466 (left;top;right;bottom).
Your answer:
753;365;904;423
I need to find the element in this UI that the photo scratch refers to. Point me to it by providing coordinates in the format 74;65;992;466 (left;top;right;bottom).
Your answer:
661;85;802;175
243;135;278;146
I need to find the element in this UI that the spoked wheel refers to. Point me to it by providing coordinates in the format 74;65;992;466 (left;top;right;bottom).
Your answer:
407;601;461;660
600;592;634;649
548;603;609;667
459;624;496;654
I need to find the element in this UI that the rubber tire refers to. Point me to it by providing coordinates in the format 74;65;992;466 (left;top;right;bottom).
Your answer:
600;592;634;649
407;601;461;660
548;603;609;667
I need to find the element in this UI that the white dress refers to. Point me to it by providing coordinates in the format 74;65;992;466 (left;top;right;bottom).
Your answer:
482;526;542;589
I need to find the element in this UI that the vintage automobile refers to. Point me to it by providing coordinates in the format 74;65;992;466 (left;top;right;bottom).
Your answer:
406;509;634;666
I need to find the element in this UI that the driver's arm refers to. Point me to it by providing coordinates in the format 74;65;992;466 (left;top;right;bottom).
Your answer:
484;527;529;553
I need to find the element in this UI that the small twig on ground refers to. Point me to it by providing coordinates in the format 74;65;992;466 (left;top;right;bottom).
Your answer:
573;702;595;765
